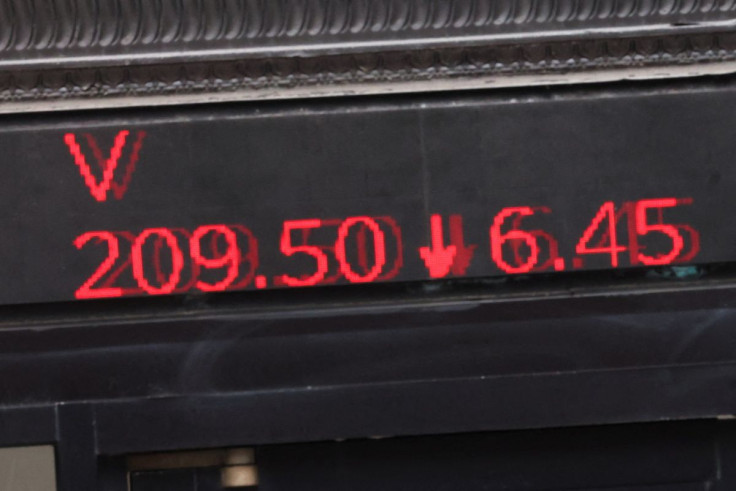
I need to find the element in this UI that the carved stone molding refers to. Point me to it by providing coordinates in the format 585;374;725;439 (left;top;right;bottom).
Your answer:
0;30;734;105
0;0;733;68
0;1;735;110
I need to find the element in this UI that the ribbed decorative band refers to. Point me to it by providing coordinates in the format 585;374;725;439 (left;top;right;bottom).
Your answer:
0;30;734;105
0;0;733;64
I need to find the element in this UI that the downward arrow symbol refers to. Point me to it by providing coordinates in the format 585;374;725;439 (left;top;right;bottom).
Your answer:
449;215;476;276
419;214;457;279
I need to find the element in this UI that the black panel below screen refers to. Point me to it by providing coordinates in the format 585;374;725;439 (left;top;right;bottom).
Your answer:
257;423;714;491
0;80;733;304
130;469;222;491
125;421;724;491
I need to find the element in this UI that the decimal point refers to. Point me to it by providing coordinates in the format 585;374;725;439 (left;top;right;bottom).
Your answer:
572;258;584;269
553;258;565;271
255;275;267;289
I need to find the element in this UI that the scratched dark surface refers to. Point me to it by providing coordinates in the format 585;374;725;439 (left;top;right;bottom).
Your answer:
0;82;731;304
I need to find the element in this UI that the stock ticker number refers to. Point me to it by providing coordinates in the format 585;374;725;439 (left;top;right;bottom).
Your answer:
63;130;701;299
73;198;700;299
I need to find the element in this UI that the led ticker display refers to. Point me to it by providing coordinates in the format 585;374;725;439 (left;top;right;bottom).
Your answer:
70;200;698;300
0;86;732;304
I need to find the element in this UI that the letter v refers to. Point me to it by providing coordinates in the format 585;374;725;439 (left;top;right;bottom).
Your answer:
64;130;130;202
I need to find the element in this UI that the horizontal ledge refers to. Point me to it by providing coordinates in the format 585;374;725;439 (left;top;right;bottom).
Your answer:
0;20;733;71
2;59;735;115
0;0;734;69
93;362;736;454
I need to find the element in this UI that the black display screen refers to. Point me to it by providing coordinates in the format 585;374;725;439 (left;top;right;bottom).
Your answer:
1;84;732;304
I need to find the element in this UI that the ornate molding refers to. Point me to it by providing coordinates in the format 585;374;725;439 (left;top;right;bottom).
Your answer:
0;1;734;110
0;0;734;67
0;30;734;107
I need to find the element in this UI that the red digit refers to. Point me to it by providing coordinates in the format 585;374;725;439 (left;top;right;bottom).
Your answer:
74;231;124;299
348;217;403;281
280;219;329;287
634;198;685;265
374;217;404;281
153;234;172;287
336;217;386;283
575;201;626;267
165;228;199;293
227;225;260;289
490;207;539;274
132;228;185;295
190;225;241;292
508;207;559;272
98;231;144;296
672;224;701;263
